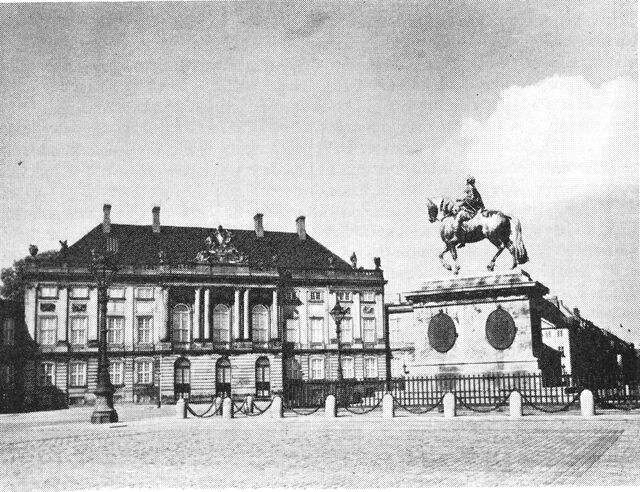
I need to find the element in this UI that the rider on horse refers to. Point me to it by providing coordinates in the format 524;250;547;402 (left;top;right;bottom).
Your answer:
454;175;485;247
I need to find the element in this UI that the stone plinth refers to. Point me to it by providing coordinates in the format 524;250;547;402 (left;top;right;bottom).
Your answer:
390;271;560;378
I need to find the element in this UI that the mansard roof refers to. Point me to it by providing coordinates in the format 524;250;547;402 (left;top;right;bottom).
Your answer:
60;224;353;271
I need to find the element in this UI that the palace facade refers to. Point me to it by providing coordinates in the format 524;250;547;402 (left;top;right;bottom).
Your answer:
19;205;387;407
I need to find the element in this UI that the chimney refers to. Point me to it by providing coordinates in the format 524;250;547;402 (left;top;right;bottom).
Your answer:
296;216;306;241
103;204;111;234
254;213;264;238
152;206;161;233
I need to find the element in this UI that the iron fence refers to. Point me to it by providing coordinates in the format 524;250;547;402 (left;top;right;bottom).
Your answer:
285;373;640;410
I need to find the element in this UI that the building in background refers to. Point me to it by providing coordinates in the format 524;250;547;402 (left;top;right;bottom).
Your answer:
19;205;387;408
0;299;31;412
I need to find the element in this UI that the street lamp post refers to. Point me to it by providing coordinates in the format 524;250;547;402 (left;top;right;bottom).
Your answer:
90;252;119;424
330;299;350;382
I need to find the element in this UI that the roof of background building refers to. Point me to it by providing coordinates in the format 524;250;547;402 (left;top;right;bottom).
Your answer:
58;224;354;271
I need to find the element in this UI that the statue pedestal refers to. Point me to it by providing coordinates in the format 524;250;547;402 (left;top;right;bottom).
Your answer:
392;271;561;378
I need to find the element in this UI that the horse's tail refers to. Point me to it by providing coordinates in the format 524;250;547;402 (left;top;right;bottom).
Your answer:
509;216;529;264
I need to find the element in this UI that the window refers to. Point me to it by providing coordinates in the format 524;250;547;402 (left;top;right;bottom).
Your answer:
556;329;563;338
40;362;55;386
38;317;57;345
390;317;402;345
216;358;231;397
172;305;190;343
70;317;87;345
310;317;324;343
308;291;323;303
342;357;354;379
70;362;87;387
362;318;376;343
255;357;270;398
70;286;89;299
310;358;324;380
361;291;376;303
286;359;302;380
213;304;230;342
336;291;352;302
364;357;378;379
3;318;15;346
558;346;565;357
285;313;299;343
108;287;125;299
110;360;124;386
252;305;268;342
137;316;153;344
107;317;124;344
1;364;12;386
39;285;58;298
284;291;298;302
136;360;153;384
340;317;353;343
135;287;154;299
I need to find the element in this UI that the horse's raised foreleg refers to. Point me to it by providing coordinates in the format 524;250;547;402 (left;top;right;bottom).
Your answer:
439;246;453;271
449;245;461;275
487;244;506;271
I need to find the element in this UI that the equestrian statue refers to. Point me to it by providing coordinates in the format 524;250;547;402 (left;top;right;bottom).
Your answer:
426;176;529;275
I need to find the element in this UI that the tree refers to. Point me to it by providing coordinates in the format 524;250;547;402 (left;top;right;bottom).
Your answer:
1;250;59;302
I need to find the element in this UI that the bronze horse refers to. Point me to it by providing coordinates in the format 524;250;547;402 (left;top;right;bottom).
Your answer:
426;197;529;274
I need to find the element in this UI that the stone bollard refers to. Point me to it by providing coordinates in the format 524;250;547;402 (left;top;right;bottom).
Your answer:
245;395;255;414
271;395;284;418
215;396;223;415
382;393;395;419
580;389;595;417
443;392;456;418
325;394;337;418
509;391;523;418
222;397;233;419
176;397;187;419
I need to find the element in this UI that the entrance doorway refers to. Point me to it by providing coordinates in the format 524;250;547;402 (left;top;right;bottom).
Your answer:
174;358;191;400
216;358;231;397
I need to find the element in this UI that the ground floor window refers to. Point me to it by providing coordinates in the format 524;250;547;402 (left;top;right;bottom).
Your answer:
136;360;153;384
39;362;55;386
364;356;378;379
286;359;302;380
216;358;231;397
310;358;324;380
174;358;191;399
70;361;87;387
110;360;124;385
255;357;270;397
342;357;355;379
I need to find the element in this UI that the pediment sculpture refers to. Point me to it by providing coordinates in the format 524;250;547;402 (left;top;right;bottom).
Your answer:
195;225;247;264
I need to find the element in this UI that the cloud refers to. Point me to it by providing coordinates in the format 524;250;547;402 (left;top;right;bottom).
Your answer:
460;76;638;205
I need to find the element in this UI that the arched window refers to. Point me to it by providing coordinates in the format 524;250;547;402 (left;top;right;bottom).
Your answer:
172;304;190;342
428;311;457;353
213;304;230;342
252;304;269;342
255;357;270;398
485;307;517;350
216;358;231;397
174;358;191;399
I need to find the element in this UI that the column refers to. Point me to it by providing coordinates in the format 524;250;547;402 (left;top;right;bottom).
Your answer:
243;289;250;340
203;288;211;341
271;290;278;340
353;292;362;342
57;286;68;343
124;286;134;347
233;289;241;340
159;287;169;342
193;288;201;341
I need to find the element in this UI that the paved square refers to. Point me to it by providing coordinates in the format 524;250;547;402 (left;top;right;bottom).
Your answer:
1;406;639;489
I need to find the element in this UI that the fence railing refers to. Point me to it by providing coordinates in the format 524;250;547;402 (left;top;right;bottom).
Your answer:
284;373;640;409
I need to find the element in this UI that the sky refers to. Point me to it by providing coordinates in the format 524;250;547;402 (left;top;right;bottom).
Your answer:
0;1;637;343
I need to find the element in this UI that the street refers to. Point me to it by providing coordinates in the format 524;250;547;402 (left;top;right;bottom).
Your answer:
1;406;639;489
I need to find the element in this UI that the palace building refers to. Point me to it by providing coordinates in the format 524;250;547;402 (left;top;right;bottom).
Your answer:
18;205;387;408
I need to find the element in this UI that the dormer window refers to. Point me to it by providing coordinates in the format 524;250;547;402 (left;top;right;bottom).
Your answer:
308;291;323;303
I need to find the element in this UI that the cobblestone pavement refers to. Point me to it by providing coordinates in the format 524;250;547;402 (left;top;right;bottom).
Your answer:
1;407;640;489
